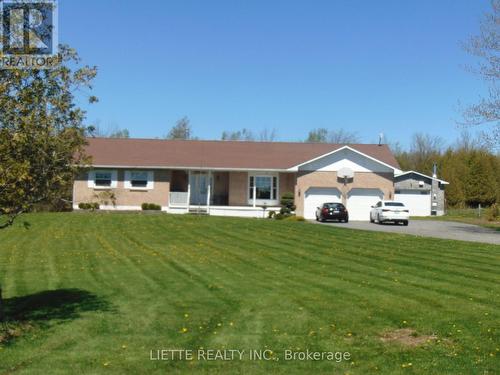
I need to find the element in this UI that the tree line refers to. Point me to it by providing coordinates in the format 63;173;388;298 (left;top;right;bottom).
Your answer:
393;133;499;208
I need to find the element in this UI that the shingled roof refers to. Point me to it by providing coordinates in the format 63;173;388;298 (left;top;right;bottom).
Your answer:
84;138;400;170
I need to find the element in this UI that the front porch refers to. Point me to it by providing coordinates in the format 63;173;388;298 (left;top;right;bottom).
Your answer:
168;170;281;217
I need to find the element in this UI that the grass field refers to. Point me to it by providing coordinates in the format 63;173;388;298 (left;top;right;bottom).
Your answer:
0;213;499;374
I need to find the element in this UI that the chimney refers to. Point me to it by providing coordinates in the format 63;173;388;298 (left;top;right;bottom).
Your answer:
432;163;437;179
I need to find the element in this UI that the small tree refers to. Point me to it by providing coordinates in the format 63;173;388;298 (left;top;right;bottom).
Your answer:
461;0;500;148
0;45;97;322
165;117;192;140
328;129;359;143
306;128;328;142
306;128;359;143
87;122;129;138
259;128;277;142
279;192;296;216
109;128;130;138
94;190;117;207
221;128;255;141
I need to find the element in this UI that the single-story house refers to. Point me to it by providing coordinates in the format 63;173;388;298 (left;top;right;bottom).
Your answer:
73;138;447;220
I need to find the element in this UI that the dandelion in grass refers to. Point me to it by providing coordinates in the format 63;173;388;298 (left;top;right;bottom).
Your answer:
181;327;188;333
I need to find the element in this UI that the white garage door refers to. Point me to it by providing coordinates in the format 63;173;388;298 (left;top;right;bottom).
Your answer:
395;190;431;216
347;188;384;221
304;188;342;219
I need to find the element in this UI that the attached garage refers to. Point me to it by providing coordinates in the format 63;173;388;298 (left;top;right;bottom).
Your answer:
347;188;384;221
395;190;431;216
304;187;341;219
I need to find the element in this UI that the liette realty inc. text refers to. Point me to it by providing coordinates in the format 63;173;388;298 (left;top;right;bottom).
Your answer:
150;349;351;362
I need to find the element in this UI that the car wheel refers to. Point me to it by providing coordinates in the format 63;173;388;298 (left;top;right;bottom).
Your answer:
320;216;326;223
315;214;319;222
345;218;349;223
403;220;409;226
370;214;374;223
377;214;383;224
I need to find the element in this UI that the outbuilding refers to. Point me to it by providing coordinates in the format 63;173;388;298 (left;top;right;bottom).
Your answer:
394;170;448;216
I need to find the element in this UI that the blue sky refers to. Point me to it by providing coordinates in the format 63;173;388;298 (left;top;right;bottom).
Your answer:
60;0;490;147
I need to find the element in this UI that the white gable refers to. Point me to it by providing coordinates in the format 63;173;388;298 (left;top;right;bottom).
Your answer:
298;148;393;173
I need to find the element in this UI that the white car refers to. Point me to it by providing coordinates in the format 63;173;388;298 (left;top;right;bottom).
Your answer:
370;201;409;225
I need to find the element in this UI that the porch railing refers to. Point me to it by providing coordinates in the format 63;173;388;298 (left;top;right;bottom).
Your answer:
169;192;189;206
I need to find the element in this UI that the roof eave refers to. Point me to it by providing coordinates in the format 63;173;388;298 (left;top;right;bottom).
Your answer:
88;164;292;172
395;170;449;184
287;145;401;173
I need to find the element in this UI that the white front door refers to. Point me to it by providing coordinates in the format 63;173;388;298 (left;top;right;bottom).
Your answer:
190;172;209;205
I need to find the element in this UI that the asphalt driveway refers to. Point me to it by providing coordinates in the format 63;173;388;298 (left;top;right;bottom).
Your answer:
315;220;500;245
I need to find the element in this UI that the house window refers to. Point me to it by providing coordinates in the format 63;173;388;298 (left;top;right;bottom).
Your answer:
95;171;112;187
130;171;148;188
88;170;117;189
249;175;277;200
124;171;154;190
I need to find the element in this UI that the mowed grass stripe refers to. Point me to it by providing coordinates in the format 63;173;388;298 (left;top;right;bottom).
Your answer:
271;223;500;268
145;217;499;316
193;219;500;298
262;220;499;264
114;225;244;294
175;221;499;316
197;217;499;276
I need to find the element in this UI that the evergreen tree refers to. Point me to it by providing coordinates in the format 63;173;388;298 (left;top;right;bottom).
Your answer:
464;151;497;206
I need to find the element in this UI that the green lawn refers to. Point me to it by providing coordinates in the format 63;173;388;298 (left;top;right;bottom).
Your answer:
0;213;499;374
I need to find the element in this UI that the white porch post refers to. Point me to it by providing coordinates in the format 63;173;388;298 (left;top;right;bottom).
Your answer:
206;171;211;212
186;171;191;213
253;184;256;208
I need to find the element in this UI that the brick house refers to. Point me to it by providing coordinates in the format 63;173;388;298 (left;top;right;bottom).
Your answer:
73;138;447;220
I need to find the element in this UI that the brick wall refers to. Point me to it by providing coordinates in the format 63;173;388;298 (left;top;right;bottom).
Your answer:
295;171;394;216
228;172;248;206
73;169;171;208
